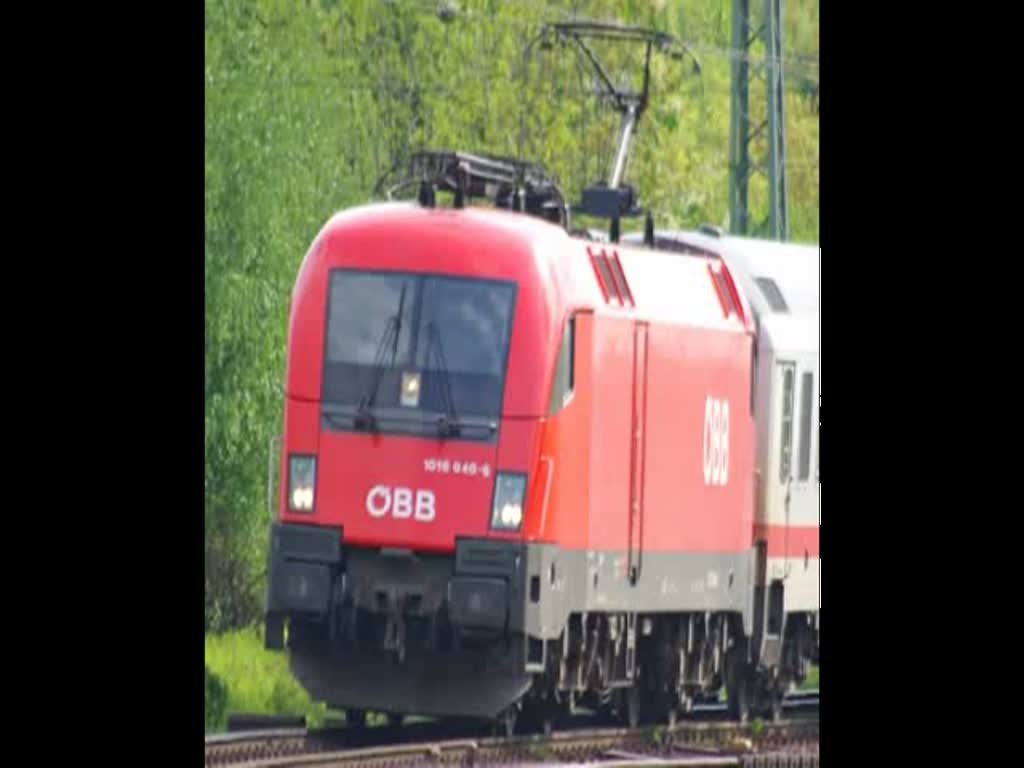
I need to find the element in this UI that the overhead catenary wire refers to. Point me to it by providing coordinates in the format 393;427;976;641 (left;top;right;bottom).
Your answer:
207;0;818;227
399;0;819;74
211;0;818;89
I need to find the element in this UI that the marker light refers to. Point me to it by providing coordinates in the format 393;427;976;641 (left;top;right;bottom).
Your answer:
490;472;526;532
288;455;316;513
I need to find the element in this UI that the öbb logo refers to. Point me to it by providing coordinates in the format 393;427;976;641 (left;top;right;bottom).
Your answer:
703;396;730;487
366;485;436;522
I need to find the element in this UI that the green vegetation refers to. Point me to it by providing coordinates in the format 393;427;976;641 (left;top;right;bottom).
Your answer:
205;665;229;732
204;628;329;732
205;0;818;725
802;663;819;689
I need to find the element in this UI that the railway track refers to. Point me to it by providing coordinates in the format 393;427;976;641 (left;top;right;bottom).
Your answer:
206;707;819;767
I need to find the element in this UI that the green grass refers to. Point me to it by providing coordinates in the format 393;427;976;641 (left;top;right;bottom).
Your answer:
801;664;819;689
203;628;820;734
204;626;328;733
717;663;819;702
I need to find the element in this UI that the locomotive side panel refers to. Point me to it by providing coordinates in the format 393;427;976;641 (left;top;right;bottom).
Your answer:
560;324;754;618
632;321;755;618
515;240;759;621
641;323;754;555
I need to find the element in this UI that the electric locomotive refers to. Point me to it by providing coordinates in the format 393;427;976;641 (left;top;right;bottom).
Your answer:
263;153;765;734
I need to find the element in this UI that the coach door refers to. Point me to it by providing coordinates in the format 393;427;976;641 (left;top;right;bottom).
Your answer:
790;358;818;565
628;322;649;585
770;361;797;578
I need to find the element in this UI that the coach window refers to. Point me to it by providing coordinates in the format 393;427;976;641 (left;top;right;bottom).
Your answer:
779;365;795;482
547;314;575;414
798;372;814;481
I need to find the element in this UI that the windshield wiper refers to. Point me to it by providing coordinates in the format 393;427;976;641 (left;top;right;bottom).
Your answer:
424;321;460;437
355;285;407;431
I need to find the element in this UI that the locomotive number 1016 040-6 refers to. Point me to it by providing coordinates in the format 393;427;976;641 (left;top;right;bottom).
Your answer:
423;459;492;478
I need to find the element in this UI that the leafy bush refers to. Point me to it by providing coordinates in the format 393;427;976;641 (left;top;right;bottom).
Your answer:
205;665;229;733
802;663;819;689
204;627;329;732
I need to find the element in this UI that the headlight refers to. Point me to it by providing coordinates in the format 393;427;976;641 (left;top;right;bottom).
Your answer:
288;455;316;513
490;472;526;531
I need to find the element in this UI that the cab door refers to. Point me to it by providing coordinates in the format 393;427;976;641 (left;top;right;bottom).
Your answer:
769;360;796;577
789;359;818;549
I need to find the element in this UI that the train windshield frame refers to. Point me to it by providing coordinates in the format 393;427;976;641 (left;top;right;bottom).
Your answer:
320;268;517;438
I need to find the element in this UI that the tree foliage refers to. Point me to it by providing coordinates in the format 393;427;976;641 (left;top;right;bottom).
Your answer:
204;0;819;631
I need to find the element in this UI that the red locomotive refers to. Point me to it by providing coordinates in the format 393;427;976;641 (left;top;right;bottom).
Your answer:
262;23;818;733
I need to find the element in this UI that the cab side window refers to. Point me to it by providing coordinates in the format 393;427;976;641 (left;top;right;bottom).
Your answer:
547;315;575;414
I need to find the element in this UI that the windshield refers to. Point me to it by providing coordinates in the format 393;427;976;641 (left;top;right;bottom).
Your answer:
322;269;516;431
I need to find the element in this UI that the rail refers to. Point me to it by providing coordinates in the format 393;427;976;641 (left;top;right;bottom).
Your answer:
206;716;819;768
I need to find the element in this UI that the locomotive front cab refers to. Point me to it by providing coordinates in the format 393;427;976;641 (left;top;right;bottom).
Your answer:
262;206;567;718
315;268;520;543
